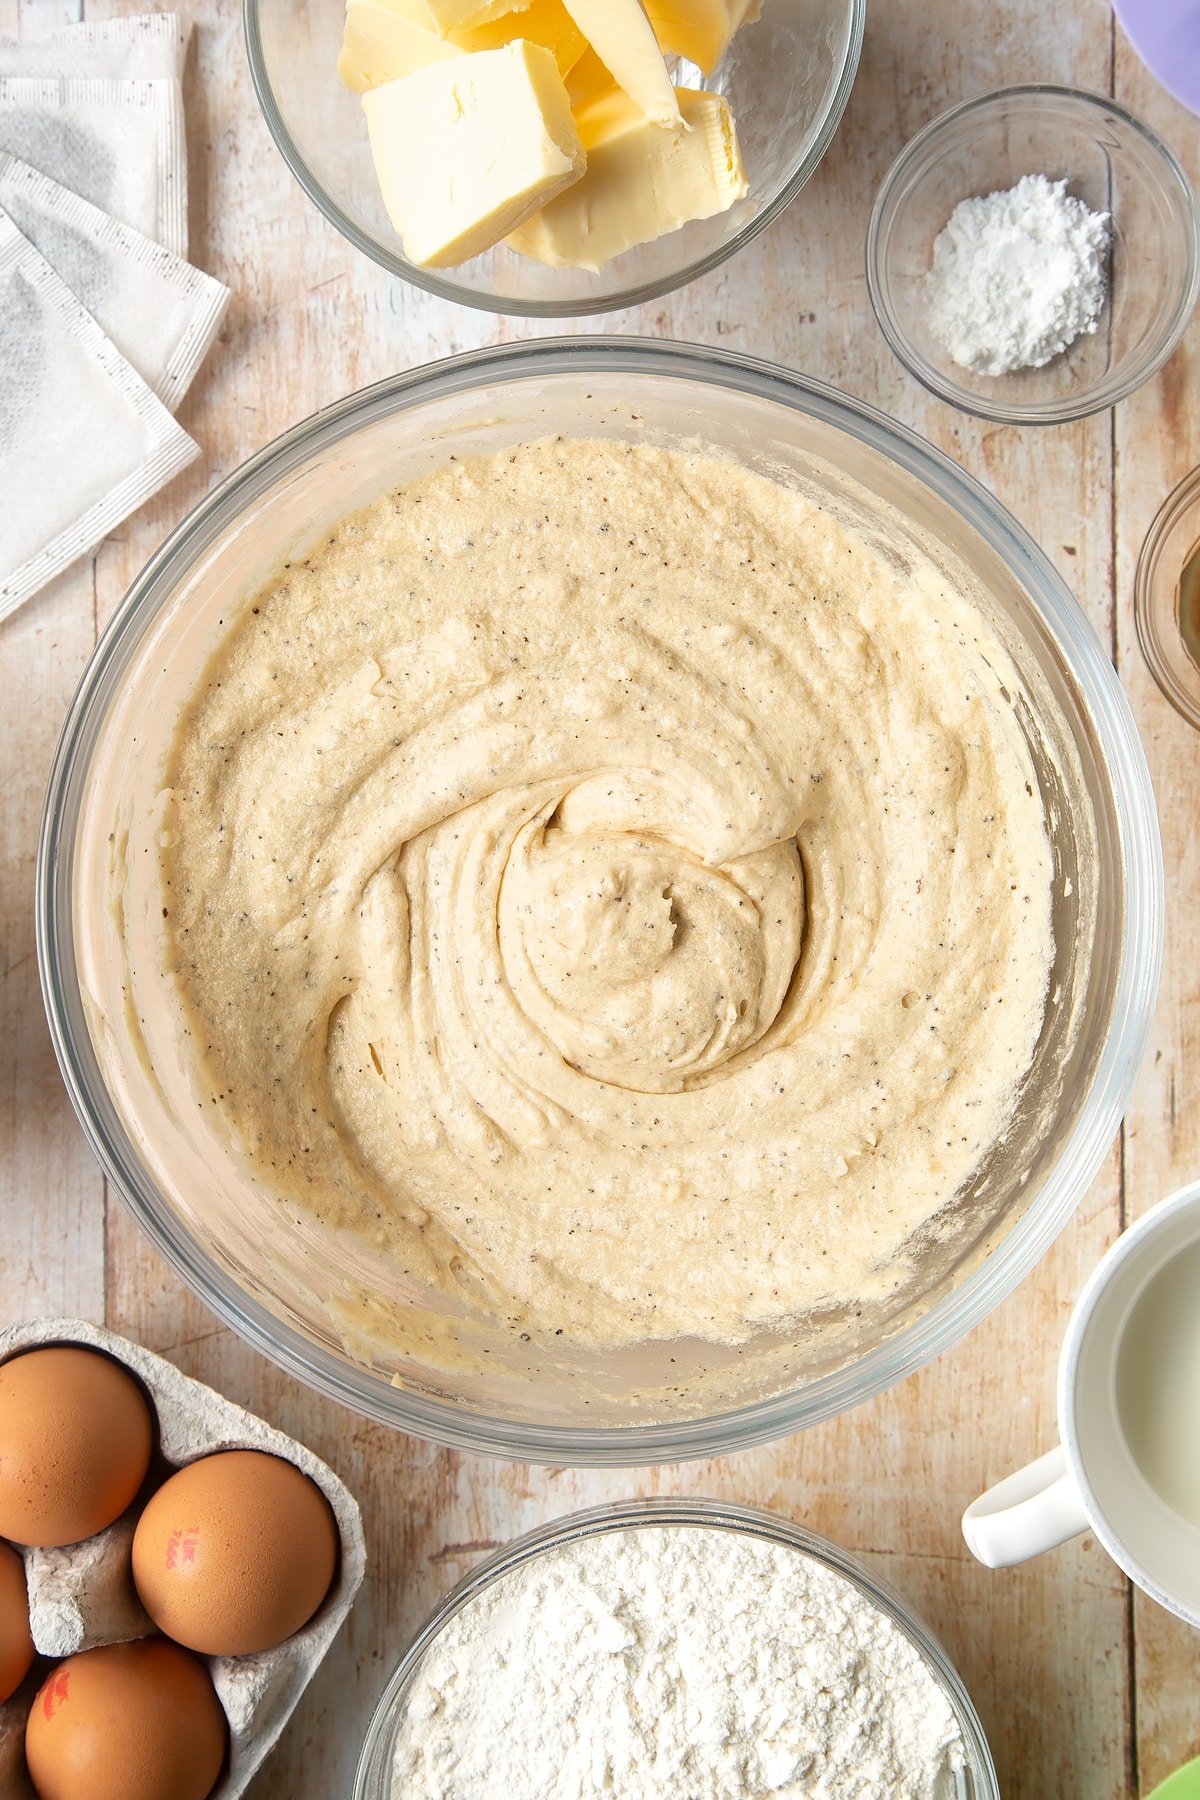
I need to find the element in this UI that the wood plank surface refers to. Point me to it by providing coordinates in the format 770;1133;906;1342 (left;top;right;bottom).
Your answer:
1112;30;1200;1796
0;0;1196;1793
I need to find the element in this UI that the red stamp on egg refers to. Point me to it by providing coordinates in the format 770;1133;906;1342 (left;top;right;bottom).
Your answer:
42;1669;69;1720
165;1526;202;1569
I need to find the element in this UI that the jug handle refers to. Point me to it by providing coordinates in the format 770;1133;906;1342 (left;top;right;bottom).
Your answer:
962;1444;1090;1567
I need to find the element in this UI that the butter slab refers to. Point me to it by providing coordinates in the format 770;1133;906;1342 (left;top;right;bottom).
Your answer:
558;0;679;126
453;0;587;74
339;0;463;95
421;0;532;33
508;83;748;270
364;39;585;267
644;0;761;76
565;43;613;106
340;0;584;92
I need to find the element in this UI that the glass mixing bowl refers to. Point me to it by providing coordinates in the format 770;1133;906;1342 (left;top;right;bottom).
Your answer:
38;338;1163;1464
352;1490;1000;1800
353;1499;1000;1800
243;0;865;316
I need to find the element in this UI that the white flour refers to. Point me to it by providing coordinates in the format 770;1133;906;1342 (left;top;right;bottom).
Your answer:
925;173;1110;376
390;1525;967;1798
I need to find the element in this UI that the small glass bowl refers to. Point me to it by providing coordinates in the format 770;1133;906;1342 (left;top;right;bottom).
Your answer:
1136;466;1200;732
866;85;1200;425
243;0;864;318
352;1499;1000;1800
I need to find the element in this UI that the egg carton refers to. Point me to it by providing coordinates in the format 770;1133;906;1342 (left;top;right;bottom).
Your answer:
0;1318;367;1798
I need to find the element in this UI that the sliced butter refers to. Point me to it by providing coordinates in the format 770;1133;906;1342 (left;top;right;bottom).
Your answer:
564;44;612;107
339;0;463;94
340;0;583;92
644;0;761;76
363;40;585;267
420;0;532;34
452;0;587;75
508;84;748;271
558;0;679;127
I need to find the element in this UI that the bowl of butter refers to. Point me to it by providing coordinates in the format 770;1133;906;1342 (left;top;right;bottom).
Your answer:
243;0;865;314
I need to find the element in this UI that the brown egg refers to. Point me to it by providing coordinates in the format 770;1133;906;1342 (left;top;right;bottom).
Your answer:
0;1540;34;1703
0;1348;153;1548
24;1638;226;1800
131;1450;338;1656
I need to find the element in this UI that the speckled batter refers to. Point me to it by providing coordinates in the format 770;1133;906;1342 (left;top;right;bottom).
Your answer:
160;439;1054;1350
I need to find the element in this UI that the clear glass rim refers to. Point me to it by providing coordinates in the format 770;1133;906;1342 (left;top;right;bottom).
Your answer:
351;1496;1000;1800
36;336;1164;1466
1134;462;1200;732
865;83;1200;426
241;0;867;319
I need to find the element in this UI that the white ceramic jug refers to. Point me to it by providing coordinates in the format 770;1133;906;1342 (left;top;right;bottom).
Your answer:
963;1179;1200;1629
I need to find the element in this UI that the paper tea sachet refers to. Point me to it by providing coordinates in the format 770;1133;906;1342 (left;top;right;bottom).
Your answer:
0;156;227;412
0;14;190;82
0;76;187;255
0;214;198;622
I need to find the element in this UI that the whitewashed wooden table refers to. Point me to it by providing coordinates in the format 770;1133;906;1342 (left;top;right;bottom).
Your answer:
2;0;1198;1793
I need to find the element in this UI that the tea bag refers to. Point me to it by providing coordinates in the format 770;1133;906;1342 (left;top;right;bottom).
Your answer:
0;77;187;256
0;214;198;621
0;15;189;83
0;156;227;412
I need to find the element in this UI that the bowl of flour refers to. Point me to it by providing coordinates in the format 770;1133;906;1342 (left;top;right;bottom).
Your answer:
867;85;1200;425
354;1500;998;1800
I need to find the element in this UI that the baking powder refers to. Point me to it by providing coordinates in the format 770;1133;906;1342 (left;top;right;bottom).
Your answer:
924;173;1111;376
390;1525;966;1797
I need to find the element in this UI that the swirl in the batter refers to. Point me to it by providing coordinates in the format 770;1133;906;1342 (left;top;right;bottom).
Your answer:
161;440;1053;1349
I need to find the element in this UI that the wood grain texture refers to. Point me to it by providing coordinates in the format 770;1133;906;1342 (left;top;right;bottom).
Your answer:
0;0;1195;1793
1112;25;1200;1797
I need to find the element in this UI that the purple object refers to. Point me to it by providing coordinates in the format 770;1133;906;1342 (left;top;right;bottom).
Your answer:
1115;0;1200;116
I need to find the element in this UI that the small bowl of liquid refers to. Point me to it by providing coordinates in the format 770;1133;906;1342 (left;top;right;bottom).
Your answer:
1136;465;1200;732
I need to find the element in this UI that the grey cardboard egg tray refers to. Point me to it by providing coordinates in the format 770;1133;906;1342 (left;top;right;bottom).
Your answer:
0;1317;367;1798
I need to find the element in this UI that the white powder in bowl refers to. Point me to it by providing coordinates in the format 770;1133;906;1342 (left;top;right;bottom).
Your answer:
924;173;1111;376
389;1525;968;1798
